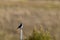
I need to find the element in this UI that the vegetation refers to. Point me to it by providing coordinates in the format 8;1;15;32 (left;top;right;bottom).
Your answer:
25;26;54;40
0;1;60;40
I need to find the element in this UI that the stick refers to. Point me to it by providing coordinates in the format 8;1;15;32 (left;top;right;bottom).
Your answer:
20;28;23;40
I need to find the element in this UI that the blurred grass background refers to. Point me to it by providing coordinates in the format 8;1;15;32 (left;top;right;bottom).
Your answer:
0;0;60;40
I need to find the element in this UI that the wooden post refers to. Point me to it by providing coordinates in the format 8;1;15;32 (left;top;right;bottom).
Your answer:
20;28;23;40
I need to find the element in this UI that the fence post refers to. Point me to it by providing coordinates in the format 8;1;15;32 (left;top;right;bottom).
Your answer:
20;28;23;40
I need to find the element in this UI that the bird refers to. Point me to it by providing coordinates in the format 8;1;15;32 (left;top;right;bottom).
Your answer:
17;23;23;29
16;23;23;34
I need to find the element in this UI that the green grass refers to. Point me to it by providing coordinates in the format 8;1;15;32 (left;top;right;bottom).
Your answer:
25;26;54;40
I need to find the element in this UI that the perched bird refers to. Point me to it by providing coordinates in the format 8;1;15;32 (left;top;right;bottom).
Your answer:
17;23;23;29
16;23;23;34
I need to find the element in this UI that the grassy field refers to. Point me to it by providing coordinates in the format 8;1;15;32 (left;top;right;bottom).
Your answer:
0;0;60;40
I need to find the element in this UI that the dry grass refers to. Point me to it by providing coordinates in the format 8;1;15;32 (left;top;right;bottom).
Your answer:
0;1;60;40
